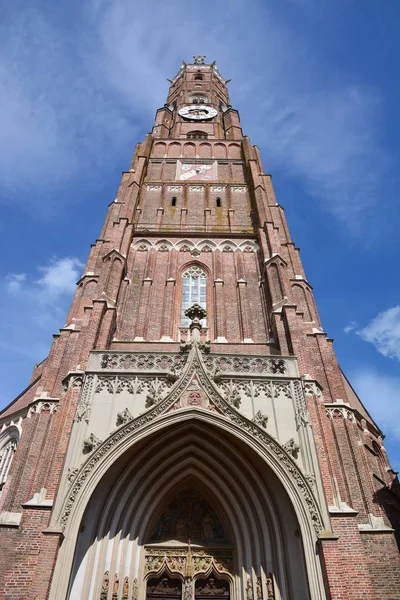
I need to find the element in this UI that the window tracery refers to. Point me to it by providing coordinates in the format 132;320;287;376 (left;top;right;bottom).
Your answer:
181;267;207;327
0;437;17;489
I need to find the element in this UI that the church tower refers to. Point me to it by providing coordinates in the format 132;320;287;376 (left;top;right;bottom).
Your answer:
0;56;399;600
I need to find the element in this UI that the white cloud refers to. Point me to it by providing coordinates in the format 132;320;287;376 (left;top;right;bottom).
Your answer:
5;273;26;293
344;321;358;334
351;369;400;455
4;257;83;309
35;257;84;300
357;306;400;361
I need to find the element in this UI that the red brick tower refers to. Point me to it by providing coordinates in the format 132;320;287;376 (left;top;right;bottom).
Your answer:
0;56;399;600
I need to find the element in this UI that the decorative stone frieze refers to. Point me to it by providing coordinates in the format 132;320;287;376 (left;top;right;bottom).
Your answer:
144;547;233;576
325;404;356;423
97;353;188;372
27;399;59;418
203;355;288;376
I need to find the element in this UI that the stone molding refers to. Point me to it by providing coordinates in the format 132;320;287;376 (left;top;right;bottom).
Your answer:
27;399;59;418
325;403;356;423
131;238;260;253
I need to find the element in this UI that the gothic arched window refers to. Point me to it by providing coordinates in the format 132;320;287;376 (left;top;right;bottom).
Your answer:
181;266;207;327
0;436;17;490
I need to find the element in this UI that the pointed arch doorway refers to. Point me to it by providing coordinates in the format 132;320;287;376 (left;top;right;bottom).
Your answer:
62;419;321;600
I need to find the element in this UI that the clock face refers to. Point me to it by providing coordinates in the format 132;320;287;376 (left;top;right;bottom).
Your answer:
179;163;214;181
178;105;218;120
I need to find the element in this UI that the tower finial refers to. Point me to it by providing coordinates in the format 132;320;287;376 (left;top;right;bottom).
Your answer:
193;54;206;65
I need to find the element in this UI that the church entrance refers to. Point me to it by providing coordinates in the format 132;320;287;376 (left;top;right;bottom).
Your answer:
63;420;318;599
144;485;233;600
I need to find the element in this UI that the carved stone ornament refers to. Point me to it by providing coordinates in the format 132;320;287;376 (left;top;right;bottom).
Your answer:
145;378;170;408
246;577;254;600
193;54;206;65
67;467;79;483
220;380;241;408
116;408;133;427
252;410;268;429
100;352;188;372
60;346;324;534
82;433;102;454
293;380;309;428
256;577;262;600
203;356;287;376
283;438;300;459
266;574;275;599
27;400;58;418
75;374;95;423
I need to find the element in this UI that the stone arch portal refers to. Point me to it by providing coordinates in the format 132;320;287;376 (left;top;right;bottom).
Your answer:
58;417;326;600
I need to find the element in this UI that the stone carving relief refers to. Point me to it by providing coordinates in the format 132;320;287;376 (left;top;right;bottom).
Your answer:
144;548;232;578
273;382;291;399
122;577;129;600
196;577;229;597
282;438;300;459
67;467;78;483
100;353;188;372
150;486;228;544
116;408;133;427
246;578;253;600
293;381;309;428
75;374;95;423
220;380;241;408
252;411;268;429
147;577;181;597
203;356;287;376
101;571;109;600
231;186;246;192
147;185;162;191
27;400;58;418
82;433;102;454
145;379;171;408
326;406;356;423
265;574;275;599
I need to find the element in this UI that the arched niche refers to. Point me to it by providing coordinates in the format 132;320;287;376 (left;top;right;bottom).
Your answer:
58;417;325;600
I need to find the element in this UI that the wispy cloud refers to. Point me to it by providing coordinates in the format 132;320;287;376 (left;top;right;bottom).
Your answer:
0;1;392;231
355;307;400;361
5;273;26;294
344;321;358;334
6;257;83;305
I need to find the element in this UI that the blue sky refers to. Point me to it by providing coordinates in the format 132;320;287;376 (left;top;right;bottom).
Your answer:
0;0;399;468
